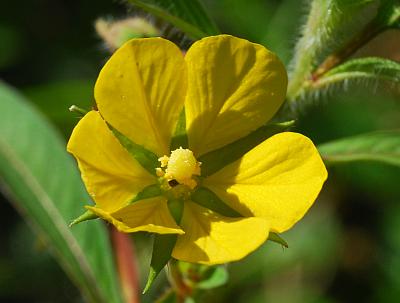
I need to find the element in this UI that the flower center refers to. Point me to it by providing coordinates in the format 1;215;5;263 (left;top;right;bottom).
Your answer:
157;147;201;189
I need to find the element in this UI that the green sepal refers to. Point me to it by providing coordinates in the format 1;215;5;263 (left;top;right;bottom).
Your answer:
144;234;178;294
109;125;159;176
69;209;98;227
129;184;162;205
144;198;183;294
268;232;288;248
167;198;184;223
191;187;241;218
199;120;295;177
170;108;188;150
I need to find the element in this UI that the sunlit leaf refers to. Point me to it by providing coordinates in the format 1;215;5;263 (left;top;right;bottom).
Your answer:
0;81;123;303
311;57;400;95
318;130;400;166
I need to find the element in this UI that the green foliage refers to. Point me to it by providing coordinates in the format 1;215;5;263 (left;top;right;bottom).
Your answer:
0;82;123;303
260;0;304;65
125;0;219;40
288;0;378;100
308;57;400;97
318;130;400;166
375;0;400;28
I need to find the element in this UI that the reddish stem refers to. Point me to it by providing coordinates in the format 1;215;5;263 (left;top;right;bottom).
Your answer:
110;227;140;303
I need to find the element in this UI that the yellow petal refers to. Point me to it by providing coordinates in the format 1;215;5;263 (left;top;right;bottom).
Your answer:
67;111;155;212
204;132;328;233
185;35;287;156
87;197;184;234
95;38;186;156
172;201;269;265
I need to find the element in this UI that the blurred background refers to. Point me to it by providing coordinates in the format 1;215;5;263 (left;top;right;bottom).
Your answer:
0;0;399;302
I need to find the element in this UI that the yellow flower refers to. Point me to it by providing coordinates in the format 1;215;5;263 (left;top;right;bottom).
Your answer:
67;35;327;265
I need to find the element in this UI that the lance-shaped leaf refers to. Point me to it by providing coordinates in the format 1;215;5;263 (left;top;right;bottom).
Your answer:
0;81;123;303
310;57;400;95
125;0;219;40
318;130;400;166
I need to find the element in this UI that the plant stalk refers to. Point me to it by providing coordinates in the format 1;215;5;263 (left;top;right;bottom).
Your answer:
110;227;140;303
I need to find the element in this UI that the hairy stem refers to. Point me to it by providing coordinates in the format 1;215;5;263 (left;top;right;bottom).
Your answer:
312;21;383;80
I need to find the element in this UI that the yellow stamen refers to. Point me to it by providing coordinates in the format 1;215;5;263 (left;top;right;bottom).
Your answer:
157;147;201;189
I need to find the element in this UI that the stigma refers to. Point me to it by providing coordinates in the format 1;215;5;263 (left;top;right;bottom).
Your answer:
157;147;201;189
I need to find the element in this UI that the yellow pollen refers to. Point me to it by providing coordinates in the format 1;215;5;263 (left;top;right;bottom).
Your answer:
158;147;201;189
158;155;169;168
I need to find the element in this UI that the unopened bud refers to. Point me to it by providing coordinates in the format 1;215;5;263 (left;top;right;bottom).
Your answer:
95;17;160;51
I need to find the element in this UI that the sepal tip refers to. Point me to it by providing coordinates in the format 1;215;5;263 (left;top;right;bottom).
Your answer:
69;209;98;227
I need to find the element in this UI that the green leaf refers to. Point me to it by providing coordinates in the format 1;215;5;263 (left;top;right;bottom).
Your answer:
318;130;400;166
287;0;378;100
268;232;289;248
191;187;242;218
0;81;123;303
195;265;228;289
110;125;159;176
199;121;294;177
375;0;400;29
125;0;219;40
310;57;400;95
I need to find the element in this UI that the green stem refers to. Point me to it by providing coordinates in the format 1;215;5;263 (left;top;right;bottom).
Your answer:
311;21;383;80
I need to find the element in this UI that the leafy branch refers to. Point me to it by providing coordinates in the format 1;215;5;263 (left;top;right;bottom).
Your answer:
287;0;400;114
